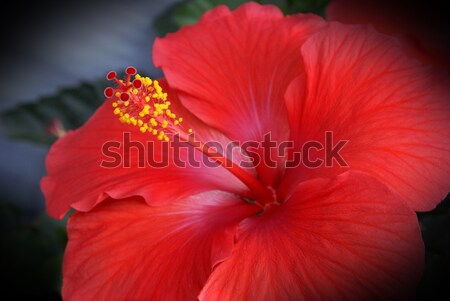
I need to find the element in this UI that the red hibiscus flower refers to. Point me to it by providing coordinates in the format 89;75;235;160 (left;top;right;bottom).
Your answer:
41;3;450;300
326;0;450;73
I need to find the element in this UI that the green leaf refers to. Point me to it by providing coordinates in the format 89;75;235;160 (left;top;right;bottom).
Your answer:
155;0;333;37
0;79;109;145
154;0;250;36
285;0;330;16
171;0;253;27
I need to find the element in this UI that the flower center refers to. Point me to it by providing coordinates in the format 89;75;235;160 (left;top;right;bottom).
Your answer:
104;67;277;213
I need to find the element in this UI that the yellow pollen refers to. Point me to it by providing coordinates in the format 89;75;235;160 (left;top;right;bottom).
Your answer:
109;71;192;142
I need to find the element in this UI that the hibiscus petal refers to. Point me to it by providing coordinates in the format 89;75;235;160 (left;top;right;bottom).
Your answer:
41;80;251;219
199;172;424;300
153;2;325;186
63;192;260;300
326;0;450;73
283;23;450;211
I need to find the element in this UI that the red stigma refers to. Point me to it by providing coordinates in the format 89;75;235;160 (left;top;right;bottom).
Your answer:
106;71;117;81
104;87;114;98
104;67;142;102
120;93;130;101
126;66;137;75
133;79;142;88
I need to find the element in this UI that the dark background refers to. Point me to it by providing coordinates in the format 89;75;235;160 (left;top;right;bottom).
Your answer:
0;0;448;299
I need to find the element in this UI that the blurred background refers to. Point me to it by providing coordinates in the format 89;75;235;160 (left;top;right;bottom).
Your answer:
0;0;448;299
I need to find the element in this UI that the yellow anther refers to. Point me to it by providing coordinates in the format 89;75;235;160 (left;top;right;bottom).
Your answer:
110;70;191;138
157;131;165;141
